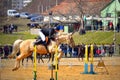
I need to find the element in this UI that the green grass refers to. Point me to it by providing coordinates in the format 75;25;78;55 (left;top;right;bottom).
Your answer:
0;31;120;45
73;31;120;45
0;31;37;45
0;18;120;45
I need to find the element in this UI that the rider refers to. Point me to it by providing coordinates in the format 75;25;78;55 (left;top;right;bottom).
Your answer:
34;24;64;46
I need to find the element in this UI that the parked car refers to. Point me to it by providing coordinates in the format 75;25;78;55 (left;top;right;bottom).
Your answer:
7;9;20;17
27;22;39;28
20;12;30;18
30;15;44;22
27;14;39;19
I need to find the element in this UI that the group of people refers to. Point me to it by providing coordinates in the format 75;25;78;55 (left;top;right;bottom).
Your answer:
0;44;12;58
92;20;120;32
0;43;116;60
3;24;18;34
59;43;115;59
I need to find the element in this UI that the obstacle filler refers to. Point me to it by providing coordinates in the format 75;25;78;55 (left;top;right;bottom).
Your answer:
95;57;109;74
33;45;37;80
82;45;96;74
49;45;59;80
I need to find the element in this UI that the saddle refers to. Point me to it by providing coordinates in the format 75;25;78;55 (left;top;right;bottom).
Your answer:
34;36;50;53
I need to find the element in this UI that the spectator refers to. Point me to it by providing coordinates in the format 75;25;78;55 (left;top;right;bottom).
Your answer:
96;47;101;56
116;22;120;32
0;45;3;57
73;45;78;57
9;24;14;34
60;44;67;57
78;44;85;61
3;24;8;34
108;44;114;57
101;44;106;57
108;21;114;30
93;43;98;57
8;45;13;54
93;20;98;30
14;25;18;32
99;20;103;30
3;45;10;58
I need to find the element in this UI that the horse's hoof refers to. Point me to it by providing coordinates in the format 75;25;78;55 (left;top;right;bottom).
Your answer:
12;68;18;71
8;55;12;59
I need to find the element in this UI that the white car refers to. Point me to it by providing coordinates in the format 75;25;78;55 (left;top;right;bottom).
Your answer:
20;12;30;18
7;9;20;17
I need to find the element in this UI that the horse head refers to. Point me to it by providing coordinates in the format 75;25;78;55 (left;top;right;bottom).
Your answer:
56;32;75;48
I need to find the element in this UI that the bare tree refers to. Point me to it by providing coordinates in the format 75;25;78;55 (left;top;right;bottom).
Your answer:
73;0;87;30
0;0;12;25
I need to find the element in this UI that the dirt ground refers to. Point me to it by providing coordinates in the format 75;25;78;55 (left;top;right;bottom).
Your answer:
0;57;120;80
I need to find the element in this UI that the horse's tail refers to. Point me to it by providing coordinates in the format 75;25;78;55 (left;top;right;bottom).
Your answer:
8;39;23;58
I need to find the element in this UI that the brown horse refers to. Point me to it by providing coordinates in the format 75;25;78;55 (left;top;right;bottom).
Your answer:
8;33;75;71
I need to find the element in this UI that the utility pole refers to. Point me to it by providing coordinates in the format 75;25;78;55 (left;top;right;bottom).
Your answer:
56;0;58;6
114;0;117;55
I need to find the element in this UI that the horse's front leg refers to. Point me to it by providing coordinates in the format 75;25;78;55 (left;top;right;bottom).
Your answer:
57;49;63;60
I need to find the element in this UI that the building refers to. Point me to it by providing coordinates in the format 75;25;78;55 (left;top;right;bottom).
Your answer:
42;0;111;30
12;0;32;10
101;0;120;28
23;0;32;7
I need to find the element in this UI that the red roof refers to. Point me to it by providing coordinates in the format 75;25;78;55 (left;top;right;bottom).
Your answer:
42;0;111;16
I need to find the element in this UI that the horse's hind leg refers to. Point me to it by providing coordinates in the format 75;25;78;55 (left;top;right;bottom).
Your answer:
12;54;25;71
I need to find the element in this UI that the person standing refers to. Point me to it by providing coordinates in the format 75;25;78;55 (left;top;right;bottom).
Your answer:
109;44;114;57
116;22;120;32
108;21;114;30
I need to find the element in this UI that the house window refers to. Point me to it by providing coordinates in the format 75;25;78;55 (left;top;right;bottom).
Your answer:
106;13;111;17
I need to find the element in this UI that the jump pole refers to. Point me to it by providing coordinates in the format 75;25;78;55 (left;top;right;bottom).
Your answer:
33;45;37;80
89;45;96;74
82;45;89;74
55;45;58;80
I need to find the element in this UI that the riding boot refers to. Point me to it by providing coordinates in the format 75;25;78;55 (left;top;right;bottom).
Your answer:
34;39;42;46
42;41;49;53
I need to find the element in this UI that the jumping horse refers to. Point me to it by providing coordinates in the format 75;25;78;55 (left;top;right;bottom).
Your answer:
8;32;75;71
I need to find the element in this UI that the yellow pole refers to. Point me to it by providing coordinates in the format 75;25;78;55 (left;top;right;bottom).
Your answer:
33;45;37;80
89;44;95;74
82;45;88;74
55;45;58;80
90;45;93;63
85;45;88;63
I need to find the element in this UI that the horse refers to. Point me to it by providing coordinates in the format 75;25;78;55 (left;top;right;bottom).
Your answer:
8;32;75;71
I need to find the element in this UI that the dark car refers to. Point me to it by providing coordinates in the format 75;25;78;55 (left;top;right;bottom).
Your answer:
30;15;44;22
27;14;39;19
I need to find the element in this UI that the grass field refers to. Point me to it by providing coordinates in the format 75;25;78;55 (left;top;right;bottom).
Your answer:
0;18;120;45
0;31;120;45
